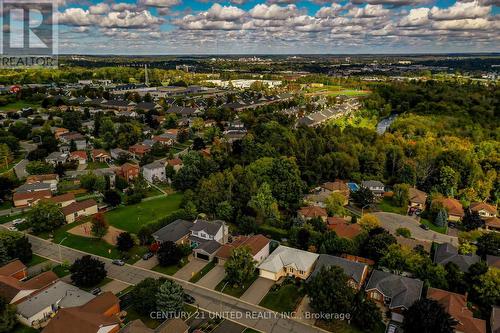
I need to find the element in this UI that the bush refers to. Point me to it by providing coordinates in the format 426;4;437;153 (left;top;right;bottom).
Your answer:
396;227;411;238
124;193;142;205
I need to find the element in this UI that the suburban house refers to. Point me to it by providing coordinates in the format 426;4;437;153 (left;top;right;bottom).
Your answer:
432;198;464;222
167;158;183;172
365;270;423;321
308;254;369;290
0;271;58;304
110;148;130;161
258;245;319;281
0;259;28;280
361;180;385;196
13;190;52;208
42;292;121;333
26;174;59;191
53;127;69;139
485;217;500;232
470;202;497;219
44;193;76;208
16;280;95;327
120;318;188;333
15;182;54;194
142;161;166;183
215;234;270;266
69;150;88;165
298;206;327;222
59;132;86;150
128;144;151;158
320;181;350;199
408;188;427;211
91;149;111;163
152;219;193;245
119;163;140;181
61;199;98;223
434;243;480;272
45;152;68;166
190;219;229;261
152;133;177;146
326;217;362;239
427;288;486;333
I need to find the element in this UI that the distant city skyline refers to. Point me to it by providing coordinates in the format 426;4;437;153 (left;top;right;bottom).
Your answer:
29;0;500;54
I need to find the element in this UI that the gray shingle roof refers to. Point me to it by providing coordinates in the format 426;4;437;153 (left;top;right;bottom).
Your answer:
434;243;480;272
15;182;52;193
194;240;222;255
143;161;164;170
16;281;94;318
308;254;367;284
152;219;192;243
361;180;385;188
190;219;224;236
365;270;423;310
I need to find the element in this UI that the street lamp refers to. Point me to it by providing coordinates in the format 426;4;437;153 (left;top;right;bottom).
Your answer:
58;237;68;262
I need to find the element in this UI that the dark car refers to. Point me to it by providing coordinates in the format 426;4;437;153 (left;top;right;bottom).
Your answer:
112;259;125;266
183;294;195;304
90;287;101;295
420;224;429;230
142;252;154;260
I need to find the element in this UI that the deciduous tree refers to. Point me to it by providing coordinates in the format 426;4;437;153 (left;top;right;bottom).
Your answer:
224;246;256;287
70;255;107;287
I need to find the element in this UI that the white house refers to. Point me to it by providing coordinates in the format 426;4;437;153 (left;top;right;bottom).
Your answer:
361;180;385;196
142;161;166;183
190;219;229;261
258;245;319;281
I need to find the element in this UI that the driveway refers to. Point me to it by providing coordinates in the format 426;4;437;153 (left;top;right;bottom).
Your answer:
133;256;158;270
295;296;315;325
197;264;225;289
372;212;458;246
100;279;131;294
174;256;207;281
240;277;275;304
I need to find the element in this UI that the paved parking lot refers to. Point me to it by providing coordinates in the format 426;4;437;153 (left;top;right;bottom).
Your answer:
240;277;275;304
197;265;225;289
174;256;207;281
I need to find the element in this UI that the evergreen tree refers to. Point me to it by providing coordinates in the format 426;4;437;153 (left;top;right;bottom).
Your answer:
156;280;184;316
434;209;448;227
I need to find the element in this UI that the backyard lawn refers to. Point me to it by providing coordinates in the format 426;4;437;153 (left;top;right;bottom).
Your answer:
215;273;259;298
86;161;109;170
259;283;303;313
105;193;183;233
420;218;447;234
377;197;407;215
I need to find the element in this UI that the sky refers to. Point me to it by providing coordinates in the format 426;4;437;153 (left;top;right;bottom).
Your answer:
21;0;500;54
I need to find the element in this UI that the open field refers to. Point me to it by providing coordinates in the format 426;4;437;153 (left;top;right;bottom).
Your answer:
0;100;40;112
105;193;183;233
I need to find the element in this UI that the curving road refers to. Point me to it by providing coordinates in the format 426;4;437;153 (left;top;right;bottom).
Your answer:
25;234;326;333
372;212;458;246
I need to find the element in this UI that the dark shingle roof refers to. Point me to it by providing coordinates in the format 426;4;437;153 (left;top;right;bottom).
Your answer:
434;243;480;272
365;270;423;310
308;254;367;284
190;219;224;236
152;219;192;243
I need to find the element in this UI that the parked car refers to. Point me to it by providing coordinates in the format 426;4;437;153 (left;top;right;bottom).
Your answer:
90;287;101;295
420;224;429;230
142;252;154;260
183;294;195;304
112;259;125;266
12;218;26;225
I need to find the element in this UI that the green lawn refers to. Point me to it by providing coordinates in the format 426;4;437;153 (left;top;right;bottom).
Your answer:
144;186;163;198
420;218;447;234
86;161;109;170
259;283;303;313
105;193;183;233
215;273;258;298
328;112;378;131
80;277;113;292
0;100;40;112
377;197;407;215
189;260;216;283
0;200;13;210
52;264;71;278
27;254;48;267
0;212;28;224
152;256;189;276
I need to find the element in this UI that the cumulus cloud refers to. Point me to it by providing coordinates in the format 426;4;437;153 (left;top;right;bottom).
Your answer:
315;3;344;18
347;4;390;18
430;1;491;20
249;4;300;20
138;0;181;8
89;3;110;15
399;7;430;26
58;8;163;29
206;3;246;21
350;0;432;6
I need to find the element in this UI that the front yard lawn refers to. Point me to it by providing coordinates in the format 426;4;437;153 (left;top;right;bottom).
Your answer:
86;161;109;170
259;282;303;313
27;254;48;267
52;264;71;278
105;193;183;233
420;218;447;234
215;273;259;298
377;197;407;215
152;256;189;276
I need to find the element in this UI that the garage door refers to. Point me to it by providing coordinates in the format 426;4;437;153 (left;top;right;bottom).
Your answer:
196;253;210;261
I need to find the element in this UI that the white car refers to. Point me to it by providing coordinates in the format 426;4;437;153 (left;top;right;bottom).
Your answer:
12;218;26;226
